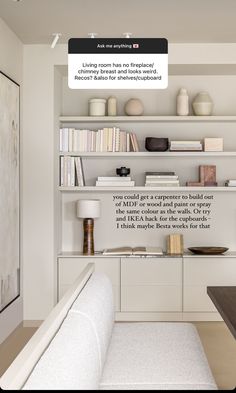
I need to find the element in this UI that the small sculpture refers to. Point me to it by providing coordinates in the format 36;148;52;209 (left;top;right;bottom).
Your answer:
124;98;144;116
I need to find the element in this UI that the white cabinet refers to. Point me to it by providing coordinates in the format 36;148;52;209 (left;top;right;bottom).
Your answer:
121;258;182;312
183;257;236;312
58;257;121;311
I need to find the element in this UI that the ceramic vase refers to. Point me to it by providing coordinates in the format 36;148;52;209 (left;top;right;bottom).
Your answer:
124;98;144;116
176;88;189;116
192;92;213;116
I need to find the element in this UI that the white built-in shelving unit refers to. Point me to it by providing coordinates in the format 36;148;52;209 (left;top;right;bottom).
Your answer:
59;115;236;192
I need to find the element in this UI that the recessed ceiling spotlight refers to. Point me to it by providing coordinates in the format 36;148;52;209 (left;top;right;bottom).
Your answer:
12;0;22;2
51;33;61;49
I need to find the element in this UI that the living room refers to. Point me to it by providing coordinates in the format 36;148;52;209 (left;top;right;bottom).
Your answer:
0;0;236;390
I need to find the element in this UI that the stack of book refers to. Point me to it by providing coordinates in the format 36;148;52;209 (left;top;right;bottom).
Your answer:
225;179;236;187
96;176;135;187
60;156;85;187
145;172;180;187
170;141;203;151
60;127;139;153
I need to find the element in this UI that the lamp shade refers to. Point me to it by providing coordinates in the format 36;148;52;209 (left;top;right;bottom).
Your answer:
77;199;101;218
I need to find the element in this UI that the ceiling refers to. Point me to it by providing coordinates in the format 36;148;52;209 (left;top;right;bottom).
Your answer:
0;0;236;44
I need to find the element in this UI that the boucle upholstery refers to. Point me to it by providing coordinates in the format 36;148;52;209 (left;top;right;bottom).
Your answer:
100;322;217;390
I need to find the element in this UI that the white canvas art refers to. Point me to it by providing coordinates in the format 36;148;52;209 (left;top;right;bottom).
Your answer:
0;72;20;312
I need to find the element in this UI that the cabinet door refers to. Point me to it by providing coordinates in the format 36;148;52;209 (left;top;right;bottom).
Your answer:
121;258;182;312
58;257;120;311
184;257;236;312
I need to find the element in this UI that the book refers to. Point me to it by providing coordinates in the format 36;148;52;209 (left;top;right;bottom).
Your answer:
146;172;175;176
146;175;178;180
97;176;131;181
75;157;85;186
167;234;184;255
96;181;135;187
103;246;163;256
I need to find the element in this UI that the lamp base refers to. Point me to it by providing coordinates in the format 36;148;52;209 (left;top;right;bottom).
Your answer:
83;218;94;255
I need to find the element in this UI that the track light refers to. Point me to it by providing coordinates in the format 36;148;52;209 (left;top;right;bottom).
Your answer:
88;33;98;39
123;32;133;38
51;33;61;48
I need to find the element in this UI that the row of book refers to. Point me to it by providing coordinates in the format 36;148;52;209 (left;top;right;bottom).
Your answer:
145;172;180;187
60;156;85;187
60;127;140;153
96;176;135;187
170;141;203;151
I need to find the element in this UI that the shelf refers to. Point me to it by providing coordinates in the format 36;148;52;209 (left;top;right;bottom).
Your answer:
59;186;236;192
58;251;236;258
59;115;236;123
59;151;236;157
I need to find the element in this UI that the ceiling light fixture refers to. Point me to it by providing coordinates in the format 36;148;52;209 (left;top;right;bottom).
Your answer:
51;33;61;49
123;32;133;38
88;33;98;39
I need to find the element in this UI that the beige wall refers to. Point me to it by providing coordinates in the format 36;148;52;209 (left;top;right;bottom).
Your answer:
22;43;236;321
0;17;23;343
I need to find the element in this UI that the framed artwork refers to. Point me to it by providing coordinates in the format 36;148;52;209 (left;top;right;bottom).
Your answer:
0;71;20;313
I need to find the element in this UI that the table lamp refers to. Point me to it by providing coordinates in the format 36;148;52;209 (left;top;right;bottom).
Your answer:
77;199;101;255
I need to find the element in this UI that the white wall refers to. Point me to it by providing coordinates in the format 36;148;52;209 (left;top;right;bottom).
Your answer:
22;43;236;321
0;17;23;343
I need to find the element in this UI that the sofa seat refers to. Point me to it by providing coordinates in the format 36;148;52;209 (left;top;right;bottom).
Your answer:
100;322;217;390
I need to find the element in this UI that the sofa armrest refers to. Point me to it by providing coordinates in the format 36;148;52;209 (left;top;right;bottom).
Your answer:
0;263;95;390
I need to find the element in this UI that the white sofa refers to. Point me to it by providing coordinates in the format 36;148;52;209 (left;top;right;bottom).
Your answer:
1;263;217;390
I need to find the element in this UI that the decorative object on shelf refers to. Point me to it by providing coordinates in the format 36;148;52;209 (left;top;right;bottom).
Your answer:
107;96;117;116
89;98;106;116
167;234;184;255
187;165;217;186
176;88;189;116
192;92;213;116
225;179;236;187
124;98;144;116
77;199;101;255
188;247;228;255
204;138;223;152
170;140;202;151
145;172;179;187
116;167;131;177
145;137;169;152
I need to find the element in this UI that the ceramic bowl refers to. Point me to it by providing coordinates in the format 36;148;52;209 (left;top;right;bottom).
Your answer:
145;137;169;152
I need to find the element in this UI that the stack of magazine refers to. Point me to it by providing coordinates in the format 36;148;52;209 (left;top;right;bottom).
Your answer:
170;140;203;151
96;176;135;187
145;172;180;187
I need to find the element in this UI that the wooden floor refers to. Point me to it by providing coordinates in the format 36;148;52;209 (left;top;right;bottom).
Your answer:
0;322;235;389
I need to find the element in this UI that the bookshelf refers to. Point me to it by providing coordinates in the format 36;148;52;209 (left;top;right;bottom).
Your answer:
56;68;236;323
59;186;236;192
59;115;236;123
59;151;236;157
59;116;236;190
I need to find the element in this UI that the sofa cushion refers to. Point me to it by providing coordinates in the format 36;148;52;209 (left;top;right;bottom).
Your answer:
70;272;114;371
100;322;217;390
23;312;100;390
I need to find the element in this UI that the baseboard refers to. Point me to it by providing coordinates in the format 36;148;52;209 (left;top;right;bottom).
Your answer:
23;320;43;328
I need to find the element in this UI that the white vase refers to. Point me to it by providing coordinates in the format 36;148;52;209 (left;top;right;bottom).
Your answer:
192;92;213;116
176;88;189;116
107;96;117;116
124;98;144;116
